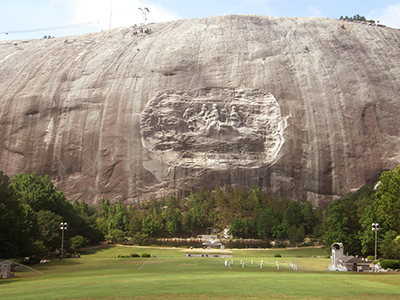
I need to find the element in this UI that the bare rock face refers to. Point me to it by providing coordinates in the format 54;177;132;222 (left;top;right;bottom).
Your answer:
1;15;400;207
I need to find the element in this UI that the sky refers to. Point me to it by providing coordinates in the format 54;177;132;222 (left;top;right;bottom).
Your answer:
1;0;400;41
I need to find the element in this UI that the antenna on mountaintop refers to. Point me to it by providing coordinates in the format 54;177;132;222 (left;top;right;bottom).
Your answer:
138;7;150;25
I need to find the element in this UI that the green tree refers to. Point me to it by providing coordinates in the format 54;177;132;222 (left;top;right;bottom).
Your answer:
288;224;305;246
0;171;32;258
323;200;353;253
69;235;88;252
110;201;129;233
96;217;109;236
142;216;163;237
71;200;104;244
127;212;144;236
99;198;111;219
358;204;381;255
254;210;269;239
12;173;104;244
12;173;58;212
30;240;47;256
36;210;63;251
229;217;252;239
283;202;303;230
271;224;287;239
166;208;182;235
182;200;207;234
265;206;285;239
302;201;317;236
108;229;126;244
101;200;129;236
324;185;375;255
229;217;244;238
131;232;149;245
379;230;400;260
375;165;400;233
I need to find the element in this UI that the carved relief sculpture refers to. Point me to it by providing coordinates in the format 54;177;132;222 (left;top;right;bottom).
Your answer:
140;88;286;179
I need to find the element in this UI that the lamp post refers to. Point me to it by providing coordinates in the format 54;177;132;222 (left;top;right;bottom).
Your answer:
372;223;379;260
60;222;67;259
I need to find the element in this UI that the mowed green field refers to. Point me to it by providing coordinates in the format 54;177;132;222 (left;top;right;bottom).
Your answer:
2;246;400;300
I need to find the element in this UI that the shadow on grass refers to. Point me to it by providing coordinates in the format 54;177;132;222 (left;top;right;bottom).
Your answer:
0;279;18;285
79;244;116;255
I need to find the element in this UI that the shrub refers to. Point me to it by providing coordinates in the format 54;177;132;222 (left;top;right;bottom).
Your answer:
274;254;282;258
31;240;47;256
24;256;41;265
367;255;375;261
141;253;151;258
69;235;88;252
380;260;400;270
117;254;130;258
130;253;140;257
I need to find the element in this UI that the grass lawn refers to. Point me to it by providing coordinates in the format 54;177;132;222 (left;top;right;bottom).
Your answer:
2;245;400;299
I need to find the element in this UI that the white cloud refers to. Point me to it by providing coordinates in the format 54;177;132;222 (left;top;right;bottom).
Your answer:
221;0;275;16
66;0;180;31
368;4;400;29
307;5;322;17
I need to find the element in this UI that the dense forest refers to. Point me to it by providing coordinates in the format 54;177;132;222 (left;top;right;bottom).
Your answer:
2;165;400;261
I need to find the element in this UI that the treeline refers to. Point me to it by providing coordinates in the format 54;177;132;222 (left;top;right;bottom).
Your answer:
324;165;400;259
339;14;376;24
97;186;324;246
0;172;103;259
3;165;400;260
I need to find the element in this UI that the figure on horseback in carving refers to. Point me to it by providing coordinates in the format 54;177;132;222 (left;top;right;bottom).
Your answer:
184;104;207;132
205;104;220;127
198;104;209;118
199;103;220;135
184;103;216;133
229;105;243;127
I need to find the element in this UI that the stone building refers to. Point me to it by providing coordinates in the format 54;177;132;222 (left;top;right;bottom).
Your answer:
329;243;371;272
